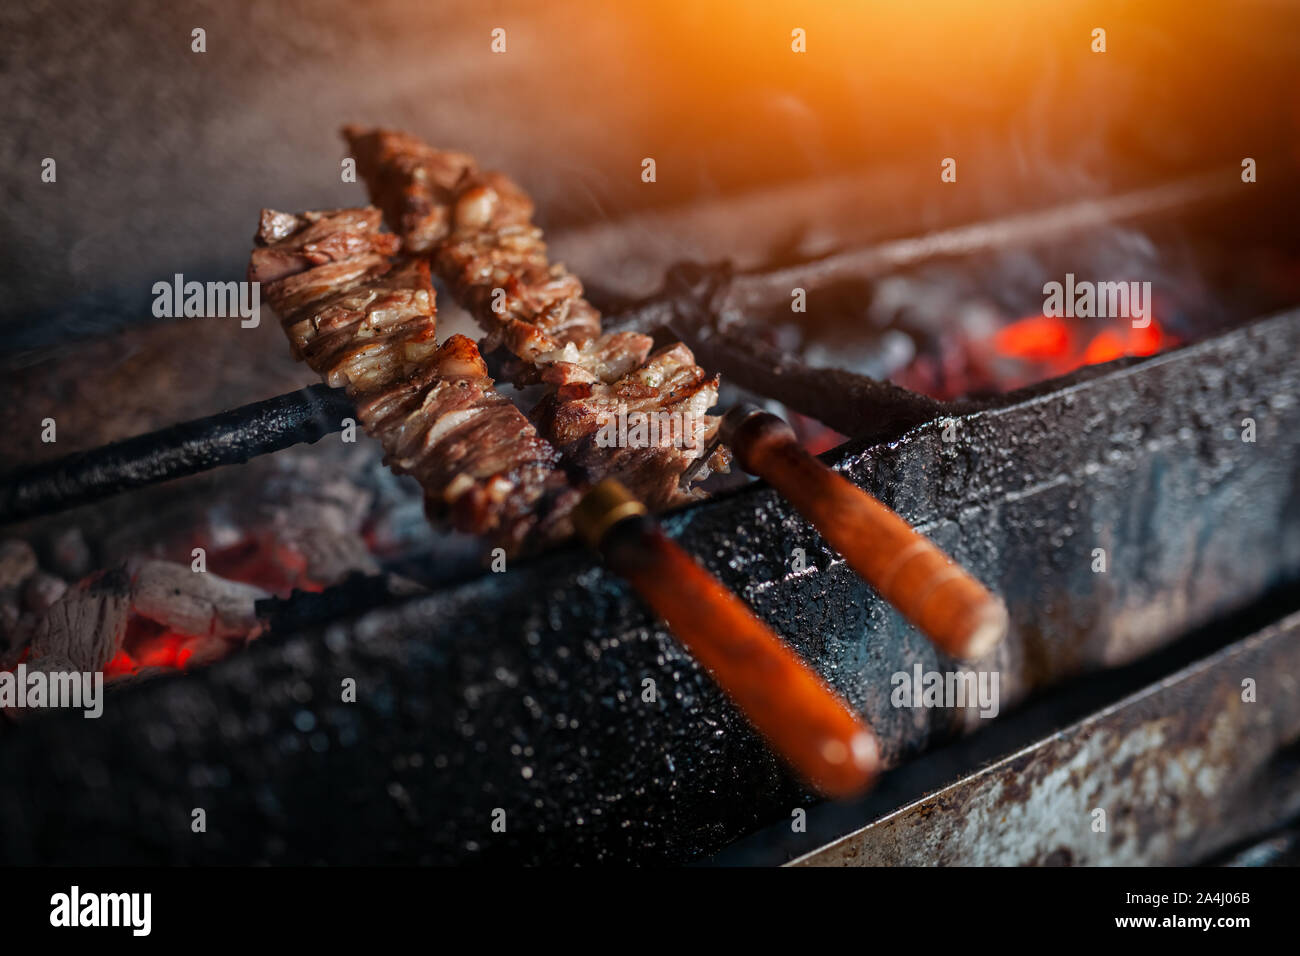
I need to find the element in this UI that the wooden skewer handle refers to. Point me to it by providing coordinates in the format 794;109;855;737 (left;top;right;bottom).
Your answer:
725;408;1008;660
573;481;880;799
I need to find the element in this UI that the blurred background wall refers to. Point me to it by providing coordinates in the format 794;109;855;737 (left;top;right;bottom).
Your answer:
2;0;1296;350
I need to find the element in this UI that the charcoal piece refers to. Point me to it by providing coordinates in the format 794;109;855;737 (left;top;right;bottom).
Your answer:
130;560;268;641
28;569;130;671
21;573;67;614
0;540;37;591
47;527;92;579
0;591;27;666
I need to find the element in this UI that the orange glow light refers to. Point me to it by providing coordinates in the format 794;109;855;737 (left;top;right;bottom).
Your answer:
993;314;1073;361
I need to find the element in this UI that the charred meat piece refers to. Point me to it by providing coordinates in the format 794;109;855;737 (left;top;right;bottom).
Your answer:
337;128;477;255
532;331;656;387
288;260;441;392
353;334;578;546
250;208;400;315
344;125;615;366
248;208;399;284
534;344;724;507
249;206;575;549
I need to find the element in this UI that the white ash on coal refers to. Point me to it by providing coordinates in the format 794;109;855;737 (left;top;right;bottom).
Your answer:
0;542;277;710
22;572;67;614
29;569;130;672
129;559;268;643
0;539;38;590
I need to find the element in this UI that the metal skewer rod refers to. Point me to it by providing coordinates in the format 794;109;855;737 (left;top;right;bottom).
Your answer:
0;384;351;526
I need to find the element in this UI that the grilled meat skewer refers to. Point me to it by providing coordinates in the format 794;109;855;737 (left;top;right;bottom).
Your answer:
250;148;1005;661
341;126;618;371
249;208;577;552
343;126;729;510
243;129;1000;794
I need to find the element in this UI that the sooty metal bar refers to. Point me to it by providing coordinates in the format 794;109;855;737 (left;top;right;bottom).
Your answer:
0;383;353;525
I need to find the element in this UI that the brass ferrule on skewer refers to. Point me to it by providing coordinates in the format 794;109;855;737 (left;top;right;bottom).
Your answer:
571;481;648;549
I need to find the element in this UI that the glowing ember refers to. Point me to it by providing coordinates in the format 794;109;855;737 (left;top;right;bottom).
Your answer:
100;534;327;681
0;532;331;688
1127;321;1166;356
107;617;201;679
206;532;326;596
993;314;1074;362
1081;328;1126;364
991;313;1175;382
893;310;1178;401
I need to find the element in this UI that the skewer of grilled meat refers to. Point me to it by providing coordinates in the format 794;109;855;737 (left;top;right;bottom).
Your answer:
339;127;610;371
336;131;1005;657
342;126;729;510
248;207;578;552
250;196;871;798
247;200;874;796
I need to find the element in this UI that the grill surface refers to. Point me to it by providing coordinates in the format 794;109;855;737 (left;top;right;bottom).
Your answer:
2;309;1296;864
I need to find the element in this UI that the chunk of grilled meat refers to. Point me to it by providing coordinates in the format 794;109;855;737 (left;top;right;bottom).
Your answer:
354;334;578;550
344;125;639;376
333;129;476;255
533;344;727;506
249;206;576;550
342;126;729;508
